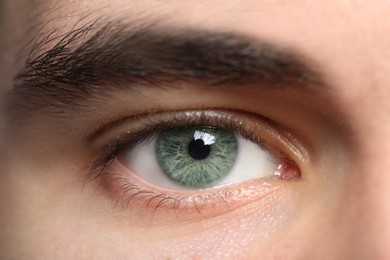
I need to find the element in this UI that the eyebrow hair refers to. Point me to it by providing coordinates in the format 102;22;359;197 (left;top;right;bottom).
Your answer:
11;21;325;111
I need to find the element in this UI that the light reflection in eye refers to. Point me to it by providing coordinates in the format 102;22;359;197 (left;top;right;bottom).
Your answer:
193;130;216;145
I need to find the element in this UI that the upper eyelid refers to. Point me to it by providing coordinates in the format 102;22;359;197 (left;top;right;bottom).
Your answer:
88;109;309;175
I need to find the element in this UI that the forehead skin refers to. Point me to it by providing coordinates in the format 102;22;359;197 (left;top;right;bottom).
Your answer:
1;0;390;259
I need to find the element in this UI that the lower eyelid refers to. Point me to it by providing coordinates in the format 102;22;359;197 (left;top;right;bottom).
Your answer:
97;158;292;222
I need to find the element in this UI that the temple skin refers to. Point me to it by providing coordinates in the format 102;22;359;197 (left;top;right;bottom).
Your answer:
1;0;390;259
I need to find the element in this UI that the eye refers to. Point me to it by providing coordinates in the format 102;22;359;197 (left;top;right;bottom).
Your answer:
123;126;280;190
90;110;302;218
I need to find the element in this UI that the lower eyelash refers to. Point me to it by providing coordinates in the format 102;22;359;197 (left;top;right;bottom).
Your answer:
93;167;288;221
101;171;231;215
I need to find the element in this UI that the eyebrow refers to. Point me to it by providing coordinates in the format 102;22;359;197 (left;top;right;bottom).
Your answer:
11;21;326;111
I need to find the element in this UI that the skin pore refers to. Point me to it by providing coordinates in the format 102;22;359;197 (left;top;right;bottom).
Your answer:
1;0;390;259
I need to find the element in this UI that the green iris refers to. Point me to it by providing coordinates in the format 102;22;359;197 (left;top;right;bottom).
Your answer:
156;126;238;188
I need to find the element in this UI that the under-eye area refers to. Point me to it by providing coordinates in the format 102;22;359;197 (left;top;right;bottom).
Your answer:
87;110;302;219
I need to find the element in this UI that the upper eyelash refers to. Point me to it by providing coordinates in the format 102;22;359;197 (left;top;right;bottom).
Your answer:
88;109;269;175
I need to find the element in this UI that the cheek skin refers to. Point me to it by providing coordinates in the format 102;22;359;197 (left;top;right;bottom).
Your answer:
0;152;301;259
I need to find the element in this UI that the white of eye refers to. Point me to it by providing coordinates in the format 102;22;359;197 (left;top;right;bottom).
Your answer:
122;134;280;190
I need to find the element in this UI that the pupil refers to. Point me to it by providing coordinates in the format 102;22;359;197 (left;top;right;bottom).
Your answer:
188;139;211;160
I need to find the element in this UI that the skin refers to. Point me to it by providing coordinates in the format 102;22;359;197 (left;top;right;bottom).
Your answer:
1;0;390;259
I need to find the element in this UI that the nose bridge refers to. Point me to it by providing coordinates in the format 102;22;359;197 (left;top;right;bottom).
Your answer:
339;89;390;258
340;148;390;259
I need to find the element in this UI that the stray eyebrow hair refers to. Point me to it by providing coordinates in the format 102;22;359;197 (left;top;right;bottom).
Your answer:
11;21;325;111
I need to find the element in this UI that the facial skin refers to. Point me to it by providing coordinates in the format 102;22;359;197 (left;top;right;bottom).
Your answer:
1;0;390;259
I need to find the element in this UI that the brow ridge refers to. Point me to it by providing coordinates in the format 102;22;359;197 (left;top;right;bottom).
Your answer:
12;21;325;109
